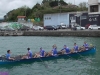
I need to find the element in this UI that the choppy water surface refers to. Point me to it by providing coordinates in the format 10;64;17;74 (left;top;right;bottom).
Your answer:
0;36;99;75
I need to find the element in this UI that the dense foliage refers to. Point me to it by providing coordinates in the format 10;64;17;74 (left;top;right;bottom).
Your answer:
4;0;88;23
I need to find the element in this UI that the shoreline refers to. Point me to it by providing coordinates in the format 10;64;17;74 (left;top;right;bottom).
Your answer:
0;30;100;37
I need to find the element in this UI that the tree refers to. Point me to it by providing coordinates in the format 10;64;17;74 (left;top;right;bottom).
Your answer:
78;2;88;11
4;1;88;22
68;2;73;5
49;0;67;7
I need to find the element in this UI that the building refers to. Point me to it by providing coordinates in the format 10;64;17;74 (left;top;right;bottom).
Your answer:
44;13;69;27
88;0;100;25
44;11;88;27
17;16;26;23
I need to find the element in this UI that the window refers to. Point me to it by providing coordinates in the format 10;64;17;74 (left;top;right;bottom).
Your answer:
70;16;76;20
44;17;51;20
90;5;98;12
81;16;87;19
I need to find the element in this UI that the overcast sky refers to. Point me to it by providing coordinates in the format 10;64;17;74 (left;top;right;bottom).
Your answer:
0;0;88;19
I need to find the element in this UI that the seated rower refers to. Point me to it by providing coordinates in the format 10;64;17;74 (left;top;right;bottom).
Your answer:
27;48;33;58
83;42;89;50
61;45;70;54
78;46;85;52
34;47;46;58
40;47;46;57
73;43;79;52
52;45;58;56
22;48;33;59
46;45;58;56
6;50;15;60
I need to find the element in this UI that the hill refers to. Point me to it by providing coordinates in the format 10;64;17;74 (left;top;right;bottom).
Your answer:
4;0;88;25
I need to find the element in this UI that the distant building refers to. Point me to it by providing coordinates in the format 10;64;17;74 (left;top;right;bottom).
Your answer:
44;13;69;27
44;11;88;28
88;0;100;25
17;16;26;23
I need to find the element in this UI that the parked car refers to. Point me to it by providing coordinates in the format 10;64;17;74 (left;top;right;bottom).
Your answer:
33;26;44;30
57;25;61;29
53;25;59;29
19;25;30;31
60;25;67;29
88;25;100;30
85;24;90;29
75;25;85;30
44;26;58;30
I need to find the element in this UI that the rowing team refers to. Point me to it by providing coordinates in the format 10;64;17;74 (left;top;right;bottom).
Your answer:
6;42;93;60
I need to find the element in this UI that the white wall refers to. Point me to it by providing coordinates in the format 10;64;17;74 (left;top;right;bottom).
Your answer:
88;0;98;5
44;13;69;27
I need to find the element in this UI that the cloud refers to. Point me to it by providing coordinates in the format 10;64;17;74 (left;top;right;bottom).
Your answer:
0;0;88;19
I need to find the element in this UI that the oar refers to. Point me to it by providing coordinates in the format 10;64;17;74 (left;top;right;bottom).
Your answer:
76;52;92;62
38;57;48;68
65;54;73;59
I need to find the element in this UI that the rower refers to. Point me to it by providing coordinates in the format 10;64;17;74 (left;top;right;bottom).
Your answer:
61;45;70;54
34;47;46;58
6;50;15;60
52;45;58;56
22;48;33;59
27;48;33;58
45;44;58;57
74;43;79;52
40;47;46;57
83;42;89;50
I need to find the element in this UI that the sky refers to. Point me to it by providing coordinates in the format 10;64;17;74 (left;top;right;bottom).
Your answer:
0;0;88;19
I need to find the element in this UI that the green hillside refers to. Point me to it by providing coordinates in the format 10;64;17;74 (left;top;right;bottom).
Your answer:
4;0;88;23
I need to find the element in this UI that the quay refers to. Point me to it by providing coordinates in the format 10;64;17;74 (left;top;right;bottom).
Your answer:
23;30;100;37
0;30;100;37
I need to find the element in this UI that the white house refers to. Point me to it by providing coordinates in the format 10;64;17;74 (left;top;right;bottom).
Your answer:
88;0;100;14
88;0;100;25
17;16;26;23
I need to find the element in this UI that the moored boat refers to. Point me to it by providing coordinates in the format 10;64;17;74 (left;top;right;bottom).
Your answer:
0;47;96;65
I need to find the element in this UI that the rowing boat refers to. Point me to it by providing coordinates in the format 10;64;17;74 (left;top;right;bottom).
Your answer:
0;47;96;65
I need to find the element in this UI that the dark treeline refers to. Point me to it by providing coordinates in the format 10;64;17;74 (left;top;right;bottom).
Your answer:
4;0;88;22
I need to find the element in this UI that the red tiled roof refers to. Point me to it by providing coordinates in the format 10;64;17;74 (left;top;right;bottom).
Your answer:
17;16;26;18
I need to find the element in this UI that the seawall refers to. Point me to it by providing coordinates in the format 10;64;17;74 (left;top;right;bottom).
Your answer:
23;30;100;37
0;30;100;37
